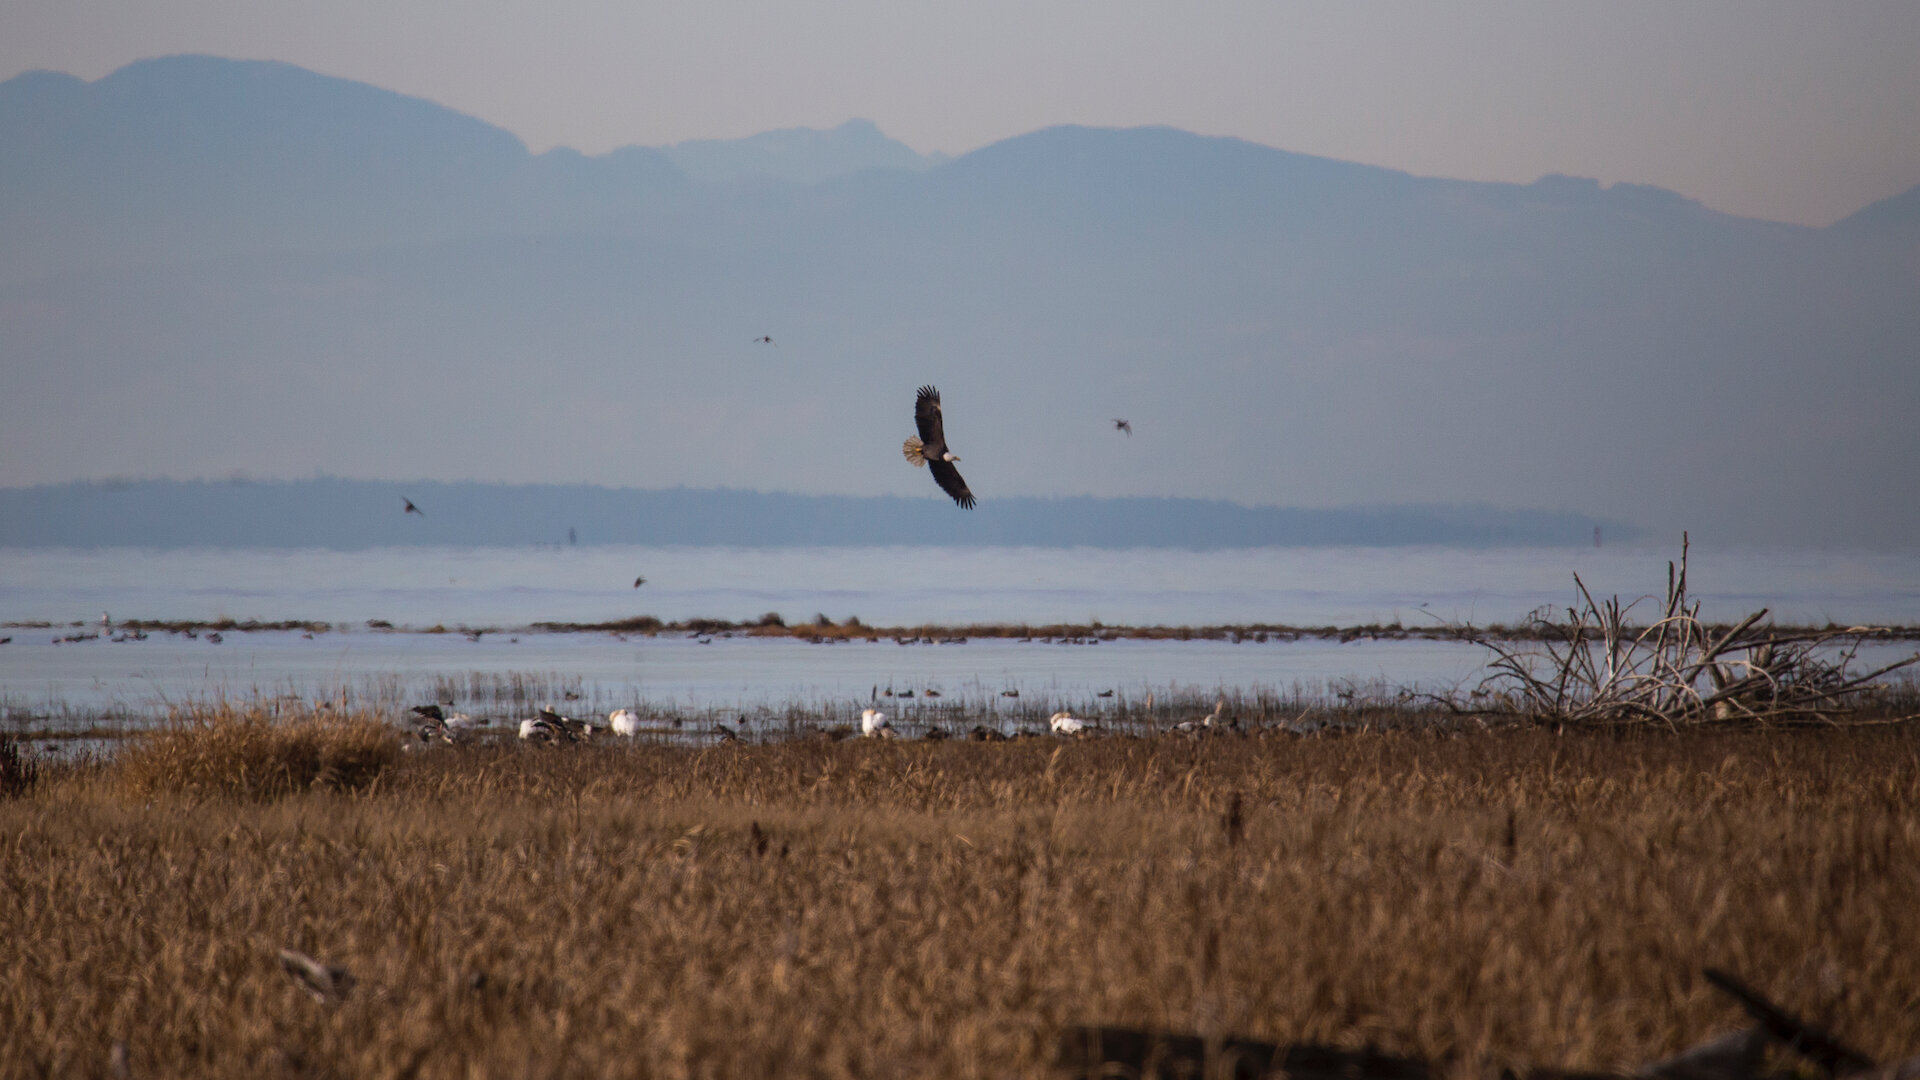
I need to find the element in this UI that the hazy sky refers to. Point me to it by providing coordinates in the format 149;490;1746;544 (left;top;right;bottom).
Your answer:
6;0;1918;226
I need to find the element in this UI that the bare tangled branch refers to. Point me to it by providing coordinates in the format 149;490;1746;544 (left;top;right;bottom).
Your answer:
1458;534;1919;727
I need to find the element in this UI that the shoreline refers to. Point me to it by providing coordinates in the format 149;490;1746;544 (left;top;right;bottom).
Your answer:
10;615;1920;643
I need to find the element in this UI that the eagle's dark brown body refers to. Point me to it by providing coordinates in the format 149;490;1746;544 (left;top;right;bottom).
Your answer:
901;385;975;509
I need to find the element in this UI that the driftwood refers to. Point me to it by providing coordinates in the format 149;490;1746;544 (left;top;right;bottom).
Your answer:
1058;968;1912;1080
1640;1028;1769;1080
1700;968;1874;1076
1055;1026;1428;1080
277;947;355;1005
1526;968;1884;1080
1463;535;1918;727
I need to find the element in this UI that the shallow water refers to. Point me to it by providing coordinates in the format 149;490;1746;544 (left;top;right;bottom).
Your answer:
4;543;1916;727
0;629;1489;729
6;543;1918;629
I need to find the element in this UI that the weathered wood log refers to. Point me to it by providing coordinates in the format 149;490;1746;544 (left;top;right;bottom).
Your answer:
1703;968;1874;1077
1056;1025;1429;1080
1640;1027;1768;1080
277;947;356;1005
1852;1058;1920;1080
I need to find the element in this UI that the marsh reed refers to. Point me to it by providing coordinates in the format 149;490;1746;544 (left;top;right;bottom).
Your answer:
3;714;1918;1078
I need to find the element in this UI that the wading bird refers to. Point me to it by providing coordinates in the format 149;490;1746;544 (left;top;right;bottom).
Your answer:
403;498;424;516
1113;419;1131;436
861;708;896;738
538;704;592;740
1050;711;1097;736
902;385;975;508
412;703;475;742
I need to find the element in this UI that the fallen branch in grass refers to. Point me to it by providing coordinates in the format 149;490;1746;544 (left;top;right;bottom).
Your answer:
1059;967;1911;1080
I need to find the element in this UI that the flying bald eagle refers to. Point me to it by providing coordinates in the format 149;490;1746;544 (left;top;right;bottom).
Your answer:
902;385;975;508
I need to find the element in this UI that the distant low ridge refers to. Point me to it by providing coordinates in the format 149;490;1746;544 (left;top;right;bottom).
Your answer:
0;480;1632;550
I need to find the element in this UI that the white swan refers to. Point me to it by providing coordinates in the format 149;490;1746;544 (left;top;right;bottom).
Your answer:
1049;711;1096;735
860;708;896;738
609;708;640;736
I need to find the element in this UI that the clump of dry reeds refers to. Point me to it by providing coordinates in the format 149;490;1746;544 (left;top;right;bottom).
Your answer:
109;702;400;800
1465;535;1919;727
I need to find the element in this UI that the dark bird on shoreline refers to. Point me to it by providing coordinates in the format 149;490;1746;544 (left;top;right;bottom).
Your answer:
753;335;775;345
633;576;646;588
529;705;591;741
902;385;975;508
1113;418;1131;435
403;498;424;516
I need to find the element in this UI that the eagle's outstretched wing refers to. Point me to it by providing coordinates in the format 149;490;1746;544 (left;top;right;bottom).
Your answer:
929;459;975;509
914;385;946;449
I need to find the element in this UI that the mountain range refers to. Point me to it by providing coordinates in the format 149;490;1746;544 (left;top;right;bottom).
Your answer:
2;55;1915;547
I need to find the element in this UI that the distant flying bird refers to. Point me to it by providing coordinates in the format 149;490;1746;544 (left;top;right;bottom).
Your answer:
753;335;775;345
902;385;975;508
1113;419;1132;436
403;498;424;516
633;576;646;588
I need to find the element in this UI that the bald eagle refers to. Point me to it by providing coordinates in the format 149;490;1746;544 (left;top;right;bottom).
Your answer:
902;385;975;508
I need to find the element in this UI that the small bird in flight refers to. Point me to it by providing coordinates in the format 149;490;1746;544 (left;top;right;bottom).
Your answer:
403;498;424;516
753;335;775;345
1113;418;1132;436
633;576;647;588
902;385;975;508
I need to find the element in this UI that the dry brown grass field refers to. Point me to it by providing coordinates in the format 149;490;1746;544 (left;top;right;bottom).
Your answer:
3;711;1918;1079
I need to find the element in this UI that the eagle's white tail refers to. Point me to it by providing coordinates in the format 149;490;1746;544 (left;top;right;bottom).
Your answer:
902;436;927;467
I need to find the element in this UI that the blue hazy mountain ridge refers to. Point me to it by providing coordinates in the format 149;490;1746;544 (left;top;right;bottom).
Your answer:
1829;181;1920;240
0;480;1629;550
660;119;942;184
0;56;1915;546
0;56;686;282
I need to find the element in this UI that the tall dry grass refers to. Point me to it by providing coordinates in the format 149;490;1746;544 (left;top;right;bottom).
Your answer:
3;723;1917;1078
110;702;400;801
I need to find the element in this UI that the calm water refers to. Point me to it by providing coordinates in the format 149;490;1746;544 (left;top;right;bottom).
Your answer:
3;544;1916;724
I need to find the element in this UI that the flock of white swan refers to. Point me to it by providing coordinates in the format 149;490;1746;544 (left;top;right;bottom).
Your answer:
413;694;1240;745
